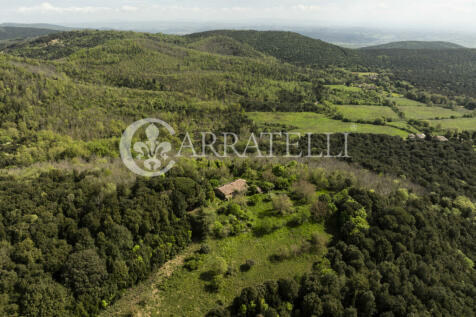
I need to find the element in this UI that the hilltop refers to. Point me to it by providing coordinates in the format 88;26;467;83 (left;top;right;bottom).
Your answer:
0;25;62;48
187;30;356;67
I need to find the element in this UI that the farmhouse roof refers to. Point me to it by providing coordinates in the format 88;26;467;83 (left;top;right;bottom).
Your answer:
215;179;247;199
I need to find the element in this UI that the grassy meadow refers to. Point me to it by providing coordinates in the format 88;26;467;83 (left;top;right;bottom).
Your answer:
388;96;426;107
335;105;400;121
247;112;409;137
398;105;463;120
151;222;325;316
429;117;476;131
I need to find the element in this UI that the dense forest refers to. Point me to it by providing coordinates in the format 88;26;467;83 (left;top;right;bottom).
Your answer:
0;165;213;316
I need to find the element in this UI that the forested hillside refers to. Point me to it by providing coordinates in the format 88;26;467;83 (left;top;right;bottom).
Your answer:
212;186;476;316
187;30;356;67
0;26;61;49
0;26;60;41
361;41;464;50
0;29;474;317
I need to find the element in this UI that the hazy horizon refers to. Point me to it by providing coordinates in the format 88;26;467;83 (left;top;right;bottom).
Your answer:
1;0;476;33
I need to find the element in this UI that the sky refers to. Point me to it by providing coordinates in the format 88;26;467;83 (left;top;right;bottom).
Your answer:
1;0;476;31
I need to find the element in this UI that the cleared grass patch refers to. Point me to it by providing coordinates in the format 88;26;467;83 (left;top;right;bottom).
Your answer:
336;105;400;121
398;106;463;120
387;121;421;134
388;97;426;107
429;117;476;131
248;112;409;137
151;222;326;316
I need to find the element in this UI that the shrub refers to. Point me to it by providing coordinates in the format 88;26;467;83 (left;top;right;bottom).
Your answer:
259;181;275;193
198;244;211;255
247;184;261;195
184;255;202;271
310;200;329;222
253;218;283;236
309;233;326;253
240;259;255;272
248;195;261;206
274;177;290;190
206;256;228;277
208;275;224;292
309;168;329;189
272;194;293;215
291;180;316;203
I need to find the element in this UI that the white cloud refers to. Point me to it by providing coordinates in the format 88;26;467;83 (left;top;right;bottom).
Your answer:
17;2;110;14
121;5;138;12
293;4;321;12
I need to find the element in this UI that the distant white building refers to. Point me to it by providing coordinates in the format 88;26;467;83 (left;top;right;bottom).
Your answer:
435;135;449;142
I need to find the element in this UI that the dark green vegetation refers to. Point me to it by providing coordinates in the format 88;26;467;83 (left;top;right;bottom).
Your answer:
304;134;476;200
0;168;204;316
212;186;476;316
361;41;464;50
0;26;61;49
187;30;356;67
0;26;60;41
0;28;475;317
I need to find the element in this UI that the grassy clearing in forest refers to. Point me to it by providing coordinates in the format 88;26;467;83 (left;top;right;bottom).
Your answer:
247;112;409;137
398;105;463;120
388;97;426;107
151;222;326;317
335;105;400;121
429;117;476;131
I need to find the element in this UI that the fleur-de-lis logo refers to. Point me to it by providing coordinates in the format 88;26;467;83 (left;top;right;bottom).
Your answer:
133;124;172;171
120;118;175;177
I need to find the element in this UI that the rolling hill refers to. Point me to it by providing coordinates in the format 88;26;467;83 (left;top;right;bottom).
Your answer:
0;25;63;49
0;23;72;31
187;30;357;67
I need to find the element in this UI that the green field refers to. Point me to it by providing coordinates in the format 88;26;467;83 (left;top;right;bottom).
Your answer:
248;112;409;137
325;84;363;92
429;117;476;131
388;97;426;107
336;105;400;121
398;106;463;120
387;121;421;133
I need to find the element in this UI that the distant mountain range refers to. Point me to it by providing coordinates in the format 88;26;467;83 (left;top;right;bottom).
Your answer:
362;41;464;50
0;23;73;31
2;22;476;48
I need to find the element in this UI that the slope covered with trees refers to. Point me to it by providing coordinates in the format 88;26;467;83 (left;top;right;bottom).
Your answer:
361;41;464;50
187;30;357;67
0;29;474;317
213;187;476;316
